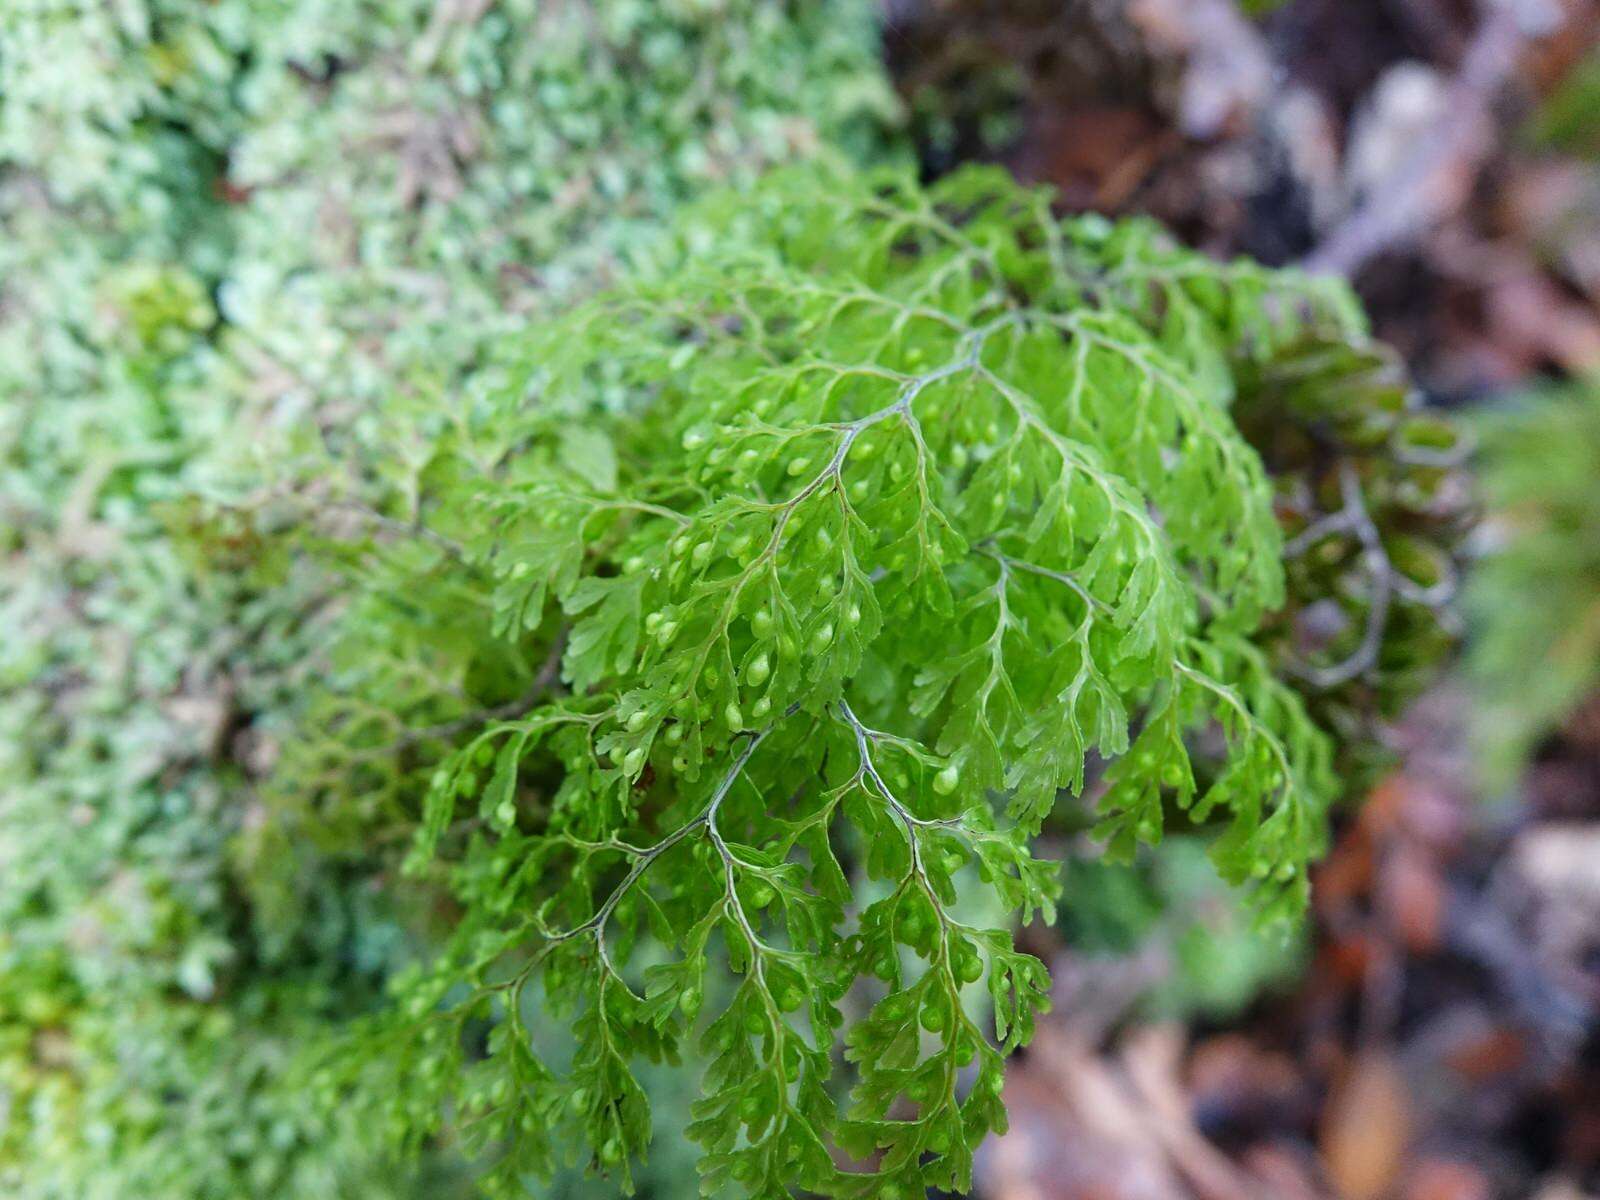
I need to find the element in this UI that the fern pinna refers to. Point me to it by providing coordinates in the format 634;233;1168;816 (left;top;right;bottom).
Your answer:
326;165;1377;1197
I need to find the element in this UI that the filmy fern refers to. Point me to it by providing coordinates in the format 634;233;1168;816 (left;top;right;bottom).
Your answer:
314;165;1371;1197
1231;333;1469;786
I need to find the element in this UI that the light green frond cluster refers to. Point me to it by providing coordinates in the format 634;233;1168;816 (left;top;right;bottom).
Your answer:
316;165;1347;1198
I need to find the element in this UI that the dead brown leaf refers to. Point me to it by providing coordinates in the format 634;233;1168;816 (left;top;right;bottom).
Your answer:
1321;1050;1412;1200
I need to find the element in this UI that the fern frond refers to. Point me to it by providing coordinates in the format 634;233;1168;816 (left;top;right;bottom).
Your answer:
313;164;1376;1196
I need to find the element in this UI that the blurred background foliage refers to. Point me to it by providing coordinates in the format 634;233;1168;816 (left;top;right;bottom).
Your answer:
2;0;1598;1197
1468;378;1600;789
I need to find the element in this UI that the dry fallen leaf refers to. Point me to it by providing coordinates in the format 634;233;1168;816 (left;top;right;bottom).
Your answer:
1321;1050;1413;1200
